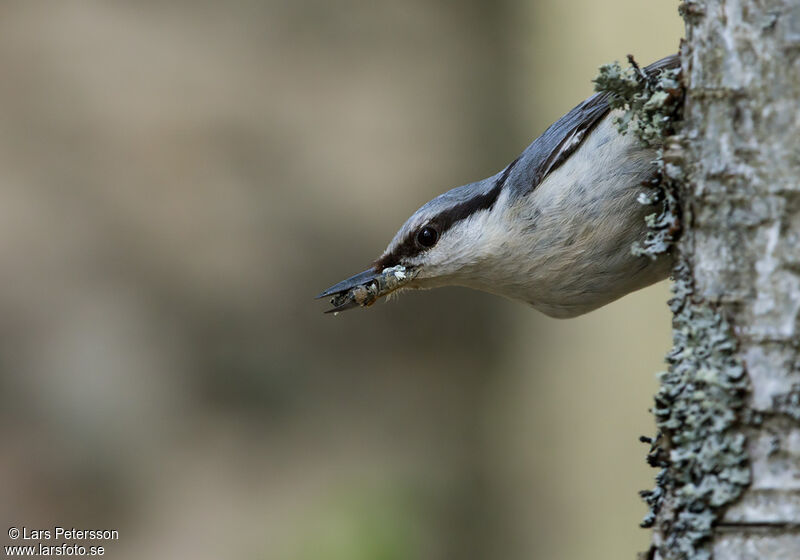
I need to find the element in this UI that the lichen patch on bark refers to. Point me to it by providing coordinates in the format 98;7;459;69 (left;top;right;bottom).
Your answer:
594;55;684;261
641;262;751;560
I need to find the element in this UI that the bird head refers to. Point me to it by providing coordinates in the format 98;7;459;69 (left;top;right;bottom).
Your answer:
318;164;516;313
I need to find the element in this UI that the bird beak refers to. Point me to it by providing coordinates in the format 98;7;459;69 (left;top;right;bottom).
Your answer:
317;265;416;314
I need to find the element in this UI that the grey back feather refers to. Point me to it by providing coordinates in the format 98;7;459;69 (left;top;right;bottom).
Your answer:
504;53;679;198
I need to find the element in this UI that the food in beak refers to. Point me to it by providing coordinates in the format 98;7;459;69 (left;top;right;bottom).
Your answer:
318;265;414;314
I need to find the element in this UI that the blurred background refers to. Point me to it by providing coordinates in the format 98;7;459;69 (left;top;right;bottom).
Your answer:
0;2;682;559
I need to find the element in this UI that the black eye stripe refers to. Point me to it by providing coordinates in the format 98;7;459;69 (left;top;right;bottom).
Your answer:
374;157;520;269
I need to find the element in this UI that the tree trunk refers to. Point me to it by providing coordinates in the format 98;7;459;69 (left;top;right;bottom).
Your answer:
648;1;800;558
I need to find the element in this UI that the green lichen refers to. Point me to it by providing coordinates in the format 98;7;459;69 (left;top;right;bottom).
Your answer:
640;261;751;560
773;383;800;421
594;55;684;260
630;169;681;261
593;55;682;147
678;0;706;22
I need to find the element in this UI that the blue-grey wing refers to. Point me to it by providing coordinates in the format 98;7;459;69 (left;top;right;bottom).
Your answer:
506;54;680;196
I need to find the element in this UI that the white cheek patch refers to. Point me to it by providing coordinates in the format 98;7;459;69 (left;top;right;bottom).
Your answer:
409;209;500;279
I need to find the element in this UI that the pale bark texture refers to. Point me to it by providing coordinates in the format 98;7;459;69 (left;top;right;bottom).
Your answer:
649;1;800;559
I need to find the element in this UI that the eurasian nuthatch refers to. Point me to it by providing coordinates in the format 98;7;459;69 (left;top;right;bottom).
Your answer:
320;55;678;318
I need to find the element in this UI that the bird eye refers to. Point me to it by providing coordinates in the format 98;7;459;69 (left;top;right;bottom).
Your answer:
416;226;439;248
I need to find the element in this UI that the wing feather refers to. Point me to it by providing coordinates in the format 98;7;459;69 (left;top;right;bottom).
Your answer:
508;54;680;196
